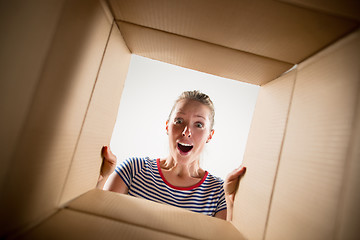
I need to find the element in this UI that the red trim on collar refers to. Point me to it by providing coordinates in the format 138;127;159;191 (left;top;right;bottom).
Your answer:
156;158;208;191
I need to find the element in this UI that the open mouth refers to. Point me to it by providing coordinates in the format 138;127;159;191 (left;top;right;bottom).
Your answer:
177;143;193;153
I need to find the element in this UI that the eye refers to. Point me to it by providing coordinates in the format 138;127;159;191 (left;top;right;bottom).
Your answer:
174;118;183;124
195;122;204;128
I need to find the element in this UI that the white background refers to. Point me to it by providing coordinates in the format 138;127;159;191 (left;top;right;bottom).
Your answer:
110;55;259;179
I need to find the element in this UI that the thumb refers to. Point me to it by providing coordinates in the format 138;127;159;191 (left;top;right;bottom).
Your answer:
227;166;246;181
102;146;111;158
102;146;117;164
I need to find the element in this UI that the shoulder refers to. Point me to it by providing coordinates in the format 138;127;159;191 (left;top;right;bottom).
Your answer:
117;157;156;171
202;172;224;190
116;157;157;177
122;157;155;165
205;172;224;184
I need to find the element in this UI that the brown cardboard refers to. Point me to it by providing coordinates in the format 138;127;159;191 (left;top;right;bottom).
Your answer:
109;0;357;63
232;70;296;239
335;80;360;239
0;0;359;239
117;21;293;86
0;0;112;236
59;22;131;205
65;189;245;240
22;209;189;240
278;0;360;21
0;0;66;200
265;30;360;240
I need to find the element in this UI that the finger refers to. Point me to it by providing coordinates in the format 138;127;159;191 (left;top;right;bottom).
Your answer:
237;166;246;174
235;166;246;177
101;146;108;158
102;146;113;159
227;166;246;181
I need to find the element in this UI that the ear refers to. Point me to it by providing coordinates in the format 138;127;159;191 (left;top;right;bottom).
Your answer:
166;120;169;134
206;129;215;143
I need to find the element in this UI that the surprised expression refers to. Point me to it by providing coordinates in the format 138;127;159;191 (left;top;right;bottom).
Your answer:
166;99;214;163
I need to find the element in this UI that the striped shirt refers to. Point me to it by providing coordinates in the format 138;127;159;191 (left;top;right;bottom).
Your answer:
115;157;227;216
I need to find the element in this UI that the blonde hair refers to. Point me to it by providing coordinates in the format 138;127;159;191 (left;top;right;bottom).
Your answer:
168;90;215;129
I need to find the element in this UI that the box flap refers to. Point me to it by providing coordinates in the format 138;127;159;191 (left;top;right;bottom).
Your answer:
109;0;358;64
232;70;296;239
117;21;293;85
22;209;189;240
265;29;360;240
65;189;245;240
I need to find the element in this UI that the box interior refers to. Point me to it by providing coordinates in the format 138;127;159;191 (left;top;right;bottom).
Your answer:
0;0;359;239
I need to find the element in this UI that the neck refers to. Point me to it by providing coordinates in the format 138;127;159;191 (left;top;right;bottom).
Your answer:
163;156;202;178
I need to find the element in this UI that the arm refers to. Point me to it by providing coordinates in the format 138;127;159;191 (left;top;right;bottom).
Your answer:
214;209;227;220
96;146;129;194
103;171;129;194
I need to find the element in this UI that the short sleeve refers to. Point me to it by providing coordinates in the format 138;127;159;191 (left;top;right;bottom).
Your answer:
115;157;145;188
215;182;227;214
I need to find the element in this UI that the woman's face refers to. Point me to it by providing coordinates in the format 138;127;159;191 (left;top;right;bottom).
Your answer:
166;99;214;164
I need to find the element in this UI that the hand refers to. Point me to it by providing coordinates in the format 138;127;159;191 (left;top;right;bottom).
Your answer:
224;166;246;203
98;146;117;182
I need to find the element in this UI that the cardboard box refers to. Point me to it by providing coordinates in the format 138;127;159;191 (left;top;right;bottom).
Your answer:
0;0;359;239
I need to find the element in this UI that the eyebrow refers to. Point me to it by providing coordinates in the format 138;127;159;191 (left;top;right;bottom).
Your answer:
195;115;206;120
176;110;206;120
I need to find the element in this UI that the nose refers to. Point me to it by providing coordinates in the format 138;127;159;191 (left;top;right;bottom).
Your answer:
182;126;191;137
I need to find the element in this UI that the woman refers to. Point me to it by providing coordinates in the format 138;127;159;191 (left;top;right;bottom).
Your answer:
97;90;246;221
